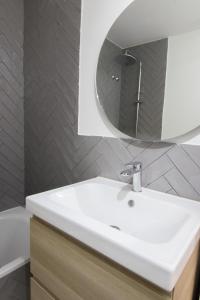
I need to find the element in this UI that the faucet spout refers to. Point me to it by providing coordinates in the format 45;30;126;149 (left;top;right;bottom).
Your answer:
120;162;142;192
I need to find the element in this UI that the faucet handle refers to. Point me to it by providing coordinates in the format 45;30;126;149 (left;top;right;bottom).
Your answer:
125;161;142;172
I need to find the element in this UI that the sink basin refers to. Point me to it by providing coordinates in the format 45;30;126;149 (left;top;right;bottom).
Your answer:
43;181;189;244
26;177;200;291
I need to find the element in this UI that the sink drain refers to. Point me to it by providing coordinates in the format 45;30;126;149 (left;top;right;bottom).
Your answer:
128;200;135;207
110;225;120;231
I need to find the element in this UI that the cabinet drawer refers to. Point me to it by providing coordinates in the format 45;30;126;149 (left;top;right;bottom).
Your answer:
30;217;171;300
31;278;55;300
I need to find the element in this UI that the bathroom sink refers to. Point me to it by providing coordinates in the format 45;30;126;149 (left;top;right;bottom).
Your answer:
26;177;200;291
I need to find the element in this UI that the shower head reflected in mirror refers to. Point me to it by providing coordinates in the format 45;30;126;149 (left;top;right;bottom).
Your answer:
116;49;143;138
117;50;138;66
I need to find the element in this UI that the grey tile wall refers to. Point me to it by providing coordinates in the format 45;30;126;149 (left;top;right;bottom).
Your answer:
96;38;168;140
97;39;122;128
24;0;200;203
119;39;168;140
0;0;24;211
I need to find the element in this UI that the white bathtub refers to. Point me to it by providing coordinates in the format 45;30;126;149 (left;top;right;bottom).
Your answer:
0;207;31;279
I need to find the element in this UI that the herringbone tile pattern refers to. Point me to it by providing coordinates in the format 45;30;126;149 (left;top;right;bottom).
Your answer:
132;39;168;140
24;0;200;203
0;0;24;211
119;39;168;140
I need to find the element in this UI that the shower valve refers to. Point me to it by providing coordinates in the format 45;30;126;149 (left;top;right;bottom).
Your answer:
112;75;120;81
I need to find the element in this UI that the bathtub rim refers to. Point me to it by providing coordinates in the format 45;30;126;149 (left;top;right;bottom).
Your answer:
0;206;32;220
0;257;29;279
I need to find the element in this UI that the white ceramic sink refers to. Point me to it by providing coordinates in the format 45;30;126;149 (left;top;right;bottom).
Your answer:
26;177;200;291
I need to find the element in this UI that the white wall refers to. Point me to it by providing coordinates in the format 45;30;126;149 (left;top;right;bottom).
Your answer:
78;0;133;138
162;29;200;140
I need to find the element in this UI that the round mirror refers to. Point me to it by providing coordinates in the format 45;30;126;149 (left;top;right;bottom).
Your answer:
96;0;200;142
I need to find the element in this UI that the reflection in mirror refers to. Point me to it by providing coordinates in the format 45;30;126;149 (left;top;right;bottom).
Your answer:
96;0;200;142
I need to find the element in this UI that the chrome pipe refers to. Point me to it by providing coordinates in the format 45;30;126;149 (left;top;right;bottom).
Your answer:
135;61;142;138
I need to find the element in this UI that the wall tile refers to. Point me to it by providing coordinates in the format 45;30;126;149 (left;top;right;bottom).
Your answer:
0;0;24;209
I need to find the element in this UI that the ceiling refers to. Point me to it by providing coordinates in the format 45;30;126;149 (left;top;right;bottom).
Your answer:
108;0;200;48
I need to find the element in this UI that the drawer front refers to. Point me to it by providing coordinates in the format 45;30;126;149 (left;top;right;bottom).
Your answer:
30;217;171;300
31;278;55;300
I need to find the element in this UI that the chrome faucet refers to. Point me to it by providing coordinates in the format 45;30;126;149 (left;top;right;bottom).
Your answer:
120;162;142;192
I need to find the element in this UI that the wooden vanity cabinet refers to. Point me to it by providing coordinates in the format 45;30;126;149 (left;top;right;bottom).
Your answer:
31;278;56;300
30;217;199;300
